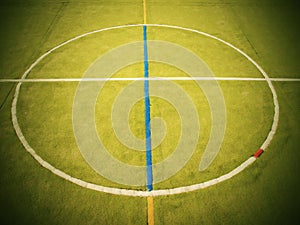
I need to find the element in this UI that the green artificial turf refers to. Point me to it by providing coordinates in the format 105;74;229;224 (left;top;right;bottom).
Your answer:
1;0;299;225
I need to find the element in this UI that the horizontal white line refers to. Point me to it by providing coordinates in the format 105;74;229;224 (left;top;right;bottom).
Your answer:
0;77;299;83
266;78;300;82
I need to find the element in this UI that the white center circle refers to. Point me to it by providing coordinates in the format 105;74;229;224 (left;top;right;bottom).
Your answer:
11;24;279;197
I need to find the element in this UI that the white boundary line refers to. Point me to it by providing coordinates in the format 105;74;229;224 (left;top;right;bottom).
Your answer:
1;77;300;83
11;24;281;197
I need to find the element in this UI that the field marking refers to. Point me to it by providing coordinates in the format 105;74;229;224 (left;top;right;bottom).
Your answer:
143;2;156;223
143;1;155;222
1;77;300;83
10;24;282;197
143;0;147;24
143;23;153;191
147;196;155;225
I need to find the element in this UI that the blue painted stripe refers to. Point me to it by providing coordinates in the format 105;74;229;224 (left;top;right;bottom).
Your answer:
143;25;153;191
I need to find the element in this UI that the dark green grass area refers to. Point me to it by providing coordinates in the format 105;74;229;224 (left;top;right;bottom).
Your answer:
0;0;143;79
0;2;62;78
230;1;300;77
147;0;300;78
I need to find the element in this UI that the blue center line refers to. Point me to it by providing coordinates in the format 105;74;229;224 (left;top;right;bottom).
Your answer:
143;25;153;191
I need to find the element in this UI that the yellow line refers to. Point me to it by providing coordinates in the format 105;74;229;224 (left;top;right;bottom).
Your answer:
147;196;154;225
143;0;147;24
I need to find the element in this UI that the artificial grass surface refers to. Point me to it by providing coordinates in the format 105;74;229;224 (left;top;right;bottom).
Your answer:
154;82;300;225
15;77;274;190
1;0;299;225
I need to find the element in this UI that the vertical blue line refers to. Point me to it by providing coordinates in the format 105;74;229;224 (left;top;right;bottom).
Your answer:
143;25;153;191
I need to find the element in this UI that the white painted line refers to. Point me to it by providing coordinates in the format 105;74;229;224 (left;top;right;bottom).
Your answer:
1;77;300;83
267;78;300;82
148;157;257;196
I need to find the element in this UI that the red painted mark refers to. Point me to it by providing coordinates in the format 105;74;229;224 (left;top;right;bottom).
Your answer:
253;149;264;158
